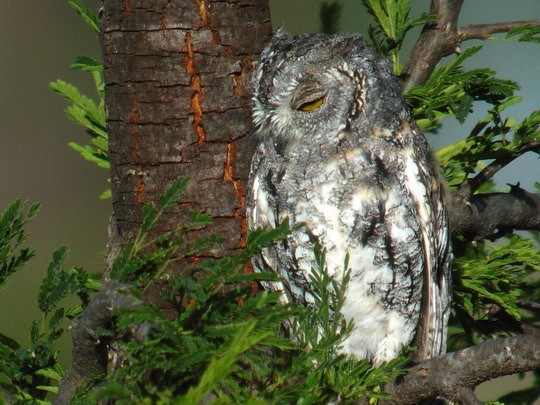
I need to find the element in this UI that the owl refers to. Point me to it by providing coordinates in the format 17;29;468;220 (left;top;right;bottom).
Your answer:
246;32;452;365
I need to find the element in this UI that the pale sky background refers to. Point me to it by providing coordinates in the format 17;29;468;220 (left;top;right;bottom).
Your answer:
0;0;538;401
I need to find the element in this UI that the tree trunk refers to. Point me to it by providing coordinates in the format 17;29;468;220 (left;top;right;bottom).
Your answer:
101;0;272;274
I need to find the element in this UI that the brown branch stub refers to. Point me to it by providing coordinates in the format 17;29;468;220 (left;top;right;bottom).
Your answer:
380;334;540;404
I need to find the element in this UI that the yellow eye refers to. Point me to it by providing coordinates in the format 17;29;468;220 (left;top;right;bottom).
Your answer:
298;96;325;112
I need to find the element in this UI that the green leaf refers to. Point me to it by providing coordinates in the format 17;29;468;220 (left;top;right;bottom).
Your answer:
35;366;63;381
180;321;268;404
68;0;100;33
99;188;112;199
38;248;92;315
159;177;190;210
71;55;103;72
0;200;39;290
68;142;109;169
506;24;540;43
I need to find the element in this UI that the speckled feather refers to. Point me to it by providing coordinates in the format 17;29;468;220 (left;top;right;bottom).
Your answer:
247;32;452;365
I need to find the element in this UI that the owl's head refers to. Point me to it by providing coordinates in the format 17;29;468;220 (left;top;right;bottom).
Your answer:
252;32;407;154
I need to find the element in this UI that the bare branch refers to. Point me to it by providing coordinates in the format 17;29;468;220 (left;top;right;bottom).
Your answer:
379;334;540;404
456;142;540;199
401;0;464;91
54;282;143;405
449;188;540;239
402;1;540;90
460;20;540;41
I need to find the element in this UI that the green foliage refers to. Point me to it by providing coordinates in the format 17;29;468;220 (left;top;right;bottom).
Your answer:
66;179;408;404
406;46;519;132
361;0;434;73
436;99;539;189
506;24;540;43
0;199;40;291
69;0;100;33
51;0;109;198
0;201;100;403
450;236;540;348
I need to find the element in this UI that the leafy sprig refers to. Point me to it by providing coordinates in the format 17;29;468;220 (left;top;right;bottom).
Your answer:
361;0;434;73
0;201;99;403
50;0;109;198
0;199;40;291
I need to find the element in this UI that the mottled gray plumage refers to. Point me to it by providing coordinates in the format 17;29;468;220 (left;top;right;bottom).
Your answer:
247;32;452;364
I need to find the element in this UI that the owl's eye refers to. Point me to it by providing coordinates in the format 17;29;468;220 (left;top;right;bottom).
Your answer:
297;96;325;112
291;83;326;112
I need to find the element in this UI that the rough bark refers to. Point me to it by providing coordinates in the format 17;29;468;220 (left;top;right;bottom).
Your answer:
102;0;272;270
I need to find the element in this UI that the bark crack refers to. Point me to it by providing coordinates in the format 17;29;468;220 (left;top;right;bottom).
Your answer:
159;1;171;29
184;32;206;145
129;94;145;204
224;142;247;247
196;0;211;28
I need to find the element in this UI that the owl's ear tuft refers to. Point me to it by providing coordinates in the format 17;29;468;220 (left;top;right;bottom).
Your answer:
274;27;288;38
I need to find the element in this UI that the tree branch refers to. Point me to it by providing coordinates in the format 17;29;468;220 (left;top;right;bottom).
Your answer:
379;334;540;404
401;0;464;91
401;0;540;90
456;142;540;199
54;282;143;405
460;20;540;41
449;188;540;239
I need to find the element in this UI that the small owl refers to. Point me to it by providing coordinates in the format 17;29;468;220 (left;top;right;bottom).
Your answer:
247;32;452;365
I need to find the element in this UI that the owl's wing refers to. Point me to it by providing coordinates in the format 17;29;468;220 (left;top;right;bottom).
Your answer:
409;133;452;361
247;143;300;305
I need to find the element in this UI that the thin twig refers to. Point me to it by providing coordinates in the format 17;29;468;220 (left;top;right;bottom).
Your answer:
456;141;540;199
460;20;540;41
492;307;540;336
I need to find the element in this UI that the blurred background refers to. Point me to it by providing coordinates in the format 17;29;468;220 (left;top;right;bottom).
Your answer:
1;0;538;401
